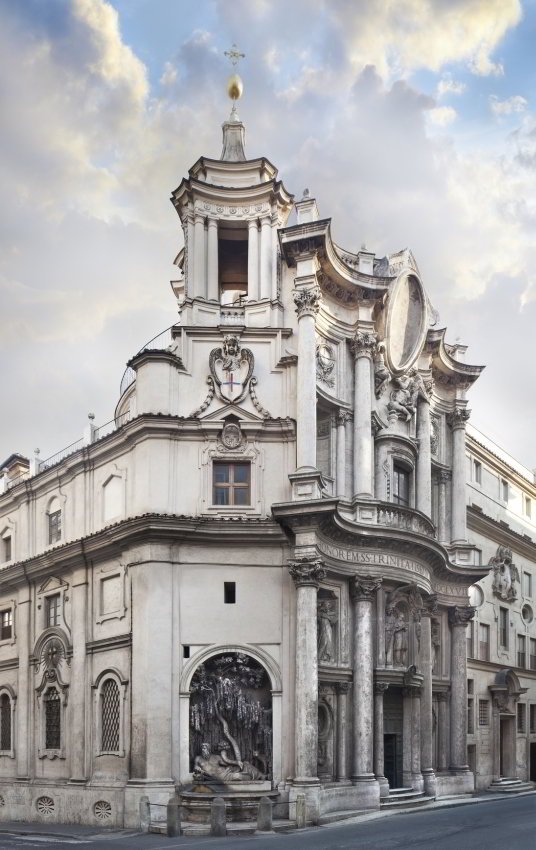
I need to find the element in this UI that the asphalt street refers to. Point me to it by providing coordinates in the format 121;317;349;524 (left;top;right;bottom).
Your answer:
0;795;534;850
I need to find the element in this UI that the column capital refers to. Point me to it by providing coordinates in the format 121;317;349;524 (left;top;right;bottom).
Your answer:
435;691;449;703
375;681;389;694
293;286;321;318
421;593;439;617
194;210;206;224
436;468;452;483
337;409;352;426
447;407;470;430
288;556;326;588
335;681;351;694
247;217;259;229
207;216;219;228
448;605;475;627
350;330;377;360
350;575;381;601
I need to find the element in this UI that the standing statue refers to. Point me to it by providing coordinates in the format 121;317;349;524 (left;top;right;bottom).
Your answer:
373;342;391;398
385;607;407;667
317;599;338;663
431;620;440;674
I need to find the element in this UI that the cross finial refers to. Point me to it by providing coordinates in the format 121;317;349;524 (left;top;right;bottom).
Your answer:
224;43;245;68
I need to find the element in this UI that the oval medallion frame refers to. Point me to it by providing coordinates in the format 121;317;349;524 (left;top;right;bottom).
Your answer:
384;270;427;376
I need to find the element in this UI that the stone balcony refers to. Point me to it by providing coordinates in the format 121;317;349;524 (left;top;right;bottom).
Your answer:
352;499;436;539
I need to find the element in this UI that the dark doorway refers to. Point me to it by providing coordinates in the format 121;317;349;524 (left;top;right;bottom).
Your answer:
530;743;536;782
384;734;398;788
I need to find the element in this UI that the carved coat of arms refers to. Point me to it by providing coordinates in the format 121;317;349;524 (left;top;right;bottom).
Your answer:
209;335;254;403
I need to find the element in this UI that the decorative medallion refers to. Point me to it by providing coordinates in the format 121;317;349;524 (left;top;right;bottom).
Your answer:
94;801;112;821
209;335;254;403
221;421;244;450
384;270;427;375
36;796;55;815
316;343;335;387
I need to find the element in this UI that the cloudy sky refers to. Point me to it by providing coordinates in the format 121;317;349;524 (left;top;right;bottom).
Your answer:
1;0;535;469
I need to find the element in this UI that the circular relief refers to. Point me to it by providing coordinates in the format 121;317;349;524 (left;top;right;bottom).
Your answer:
385;271;427;375
36;796;55;816
469;585;484;608
522;604;533;624
94;800;112;821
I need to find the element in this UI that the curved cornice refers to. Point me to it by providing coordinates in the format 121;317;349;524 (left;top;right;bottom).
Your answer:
426;328;484;388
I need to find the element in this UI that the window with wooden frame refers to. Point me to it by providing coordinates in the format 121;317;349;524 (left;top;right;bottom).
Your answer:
392;463;410;507
45;594;61;628
0;610;12;642
212;462;251;506
48;509;62;545
479;623;490;661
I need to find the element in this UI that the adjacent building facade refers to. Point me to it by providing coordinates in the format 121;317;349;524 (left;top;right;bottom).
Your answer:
0;99;533;828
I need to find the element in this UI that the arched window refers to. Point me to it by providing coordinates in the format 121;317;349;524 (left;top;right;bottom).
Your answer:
101;679;120;753
0;693;12;752
44;687;61;750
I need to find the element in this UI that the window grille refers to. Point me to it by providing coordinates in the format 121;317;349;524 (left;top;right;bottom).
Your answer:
44;688;61;749
101;679;120;752
478;699;489;726
517;703;526;733
0;694;11;751
0;610;12;641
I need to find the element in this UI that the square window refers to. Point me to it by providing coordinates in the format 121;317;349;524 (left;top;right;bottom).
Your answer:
212;462;250;507
0;610;12;641
224;582;236;604
45;594;60;628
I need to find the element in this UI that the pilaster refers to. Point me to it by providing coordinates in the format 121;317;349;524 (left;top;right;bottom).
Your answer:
447;407;470;544
350;331;376;499
448;605;475;771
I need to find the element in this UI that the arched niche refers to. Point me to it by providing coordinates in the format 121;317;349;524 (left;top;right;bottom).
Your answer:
178;645;281;787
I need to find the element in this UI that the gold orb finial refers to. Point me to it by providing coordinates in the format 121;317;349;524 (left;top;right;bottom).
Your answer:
224;43;245;105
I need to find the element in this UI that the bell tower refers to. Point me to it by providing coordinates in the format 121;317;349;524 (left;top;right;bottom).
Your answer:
170;46;294;328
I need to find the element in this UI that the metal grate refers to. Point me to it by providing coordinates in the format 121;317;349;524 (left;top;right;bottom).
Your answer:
0;694;10;750
101;679;120;752
45;688;61;749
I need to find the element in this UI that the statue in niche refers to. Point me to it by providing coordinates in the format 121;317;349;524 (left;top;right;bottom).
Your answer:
387;369;429;422
431;620;441;674
189;652;271;782
317;599;338;663
193;742;264;782
385;607;407;667
490;545;519;602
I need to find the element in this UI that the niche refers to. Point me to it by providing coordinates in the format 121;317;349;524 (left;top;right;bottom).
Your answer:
219;223;248;304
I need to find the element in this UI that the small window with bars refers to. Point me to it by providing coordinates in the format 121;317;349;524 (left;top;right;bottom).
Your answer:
100;678;121;753
479;699;489;726
518;634;527;668
0;693;11;752
213;462;250;506
0;610;12;642
44;687;61;750
517;703;526;734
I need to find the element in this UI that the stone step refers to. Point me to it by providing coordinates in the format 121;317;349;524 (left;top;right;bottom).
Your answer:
487;778;535;794
318;809;369;825
181;819;294;836
381;794;435;810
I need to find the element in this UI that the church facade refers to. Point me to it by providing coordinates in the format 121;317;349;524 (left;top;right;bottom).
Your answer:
0;94;533;828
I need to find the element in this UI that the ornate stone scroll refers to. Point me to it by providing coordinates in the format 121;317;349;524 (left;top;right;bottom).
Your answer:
293;286;321;318
489;545;519;602
288;556;326;587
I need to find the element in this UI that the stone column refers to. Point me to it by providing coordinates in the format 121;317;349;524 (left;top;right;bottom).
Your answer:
247;219;259;300
288;557;326;783
491;698;501;781
336;410;350;497
16;588;31;780
206;217;219;301
260;216;272;300
194;212;206;298
448;606;475;770
437;470;451;544
402;688;413;787
374;682;389;798
447;408;470;543
350;576;381;787
411;689;423;791
437;692;449;772
335;682;350;781
293;287;321;470
420;601;437;797
416;392;432;517
350;331;376;498
69;566;88;782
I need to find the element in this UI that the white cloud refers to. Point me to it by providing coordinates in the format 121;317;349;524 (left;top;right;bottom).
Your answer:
160;61;177;86
490;94;528;116
437;75;466;98
428;106;457;126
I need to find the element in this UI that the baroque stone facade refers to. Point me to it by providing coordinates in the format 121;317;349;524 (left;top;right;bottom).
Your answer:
0;96;531;830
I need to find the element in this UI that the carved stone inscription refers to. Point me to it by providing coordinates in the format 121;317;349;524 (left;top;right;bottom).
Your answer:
317;541;430;580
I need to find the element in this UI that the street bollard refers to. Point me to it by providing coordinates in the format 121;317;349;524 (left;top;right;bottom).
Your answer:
210;796;227;837
167;794;181;837
295;794;306;828
256;796;273;833
139;796;150;833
